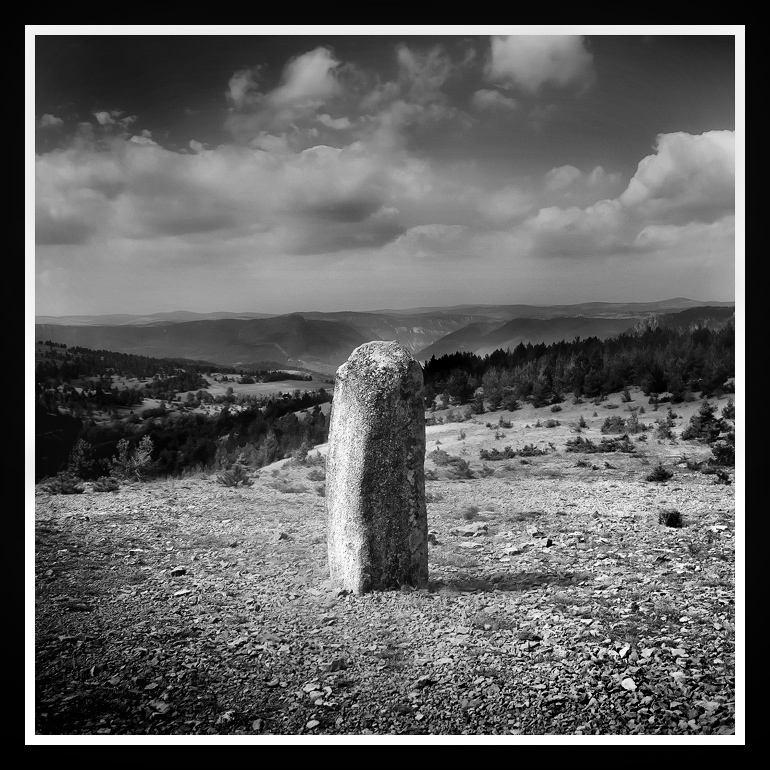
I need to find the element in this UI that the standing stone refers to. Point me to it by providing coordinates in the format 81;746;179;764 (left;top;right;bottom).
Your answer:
326;341;428;594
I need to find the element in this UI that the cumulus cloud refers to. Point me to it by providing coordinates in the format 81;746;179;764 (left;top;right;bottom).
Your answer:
521;130;735;259
272;47;342;105
226;47;343;140
620;130;735;224
545;165;582;191
525;199;630;258
39;113;63;129
34;129;433;257
485;36;595;94
471;88;518;112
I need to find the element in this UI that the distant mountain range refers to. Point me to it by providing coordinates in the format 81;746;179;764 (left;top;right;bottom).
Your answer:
35;298;735;374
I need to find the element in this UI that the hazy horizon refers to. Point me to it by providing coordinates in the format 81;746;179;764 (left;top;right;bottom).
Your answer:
34;294;737;322
32;27;742;317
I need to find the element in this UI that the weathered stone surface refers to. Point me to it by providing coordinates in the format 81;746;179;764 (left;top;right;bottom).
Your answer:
326;341;428;594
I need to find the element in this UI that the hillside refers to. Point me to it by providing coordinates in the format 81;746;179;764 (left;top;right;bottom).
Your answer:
36;299;735;374
33;389;737;737
35;315;368;373
417;306;736;361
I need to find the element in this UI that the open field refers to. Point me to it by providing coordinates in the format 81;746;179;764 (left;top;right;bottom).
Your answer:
33;388;739;738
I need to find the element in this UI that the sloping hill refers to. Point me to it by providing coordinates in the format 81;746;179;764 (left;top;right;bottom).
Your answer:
34;314;369;371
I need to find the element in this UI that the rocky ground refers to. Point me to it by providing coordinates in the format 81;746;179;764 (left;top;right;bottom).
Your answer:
31;390;740;741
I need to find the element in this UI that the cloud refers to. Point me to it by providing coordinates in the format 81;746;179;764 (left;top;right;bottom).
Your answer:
485;36;595;94
317;113;352;130
39;114;63;129
471;89;518;112
271;47;342;105
620;130;735;224
476;186;535;226
545;165;582;191
34;129;432;256
522;131;735;259
396;44;452;105
525;198;630;258
226;47;343;140
94;111;116;126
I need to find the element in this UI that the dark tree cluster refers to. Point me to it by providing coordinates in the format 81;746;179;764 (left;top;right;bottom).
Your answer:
422;322;734;409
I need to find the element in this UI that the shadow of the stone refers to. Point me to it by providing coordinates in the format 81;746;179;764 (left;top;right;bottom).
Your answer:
430;570;590;594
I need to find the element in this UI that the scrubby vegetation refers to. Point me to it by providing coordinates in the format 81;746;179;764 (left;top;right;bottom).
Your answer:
35;343;332;483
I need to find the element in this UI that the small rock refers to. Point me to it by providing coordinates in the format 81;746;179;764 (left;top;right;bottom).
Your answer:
306;719;320;730
148;699;171;714
170;567;187;577
216;710;237;725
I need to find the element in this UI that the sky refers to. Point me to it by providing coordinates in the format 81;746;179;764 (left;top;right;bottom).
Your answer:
30;26;743;316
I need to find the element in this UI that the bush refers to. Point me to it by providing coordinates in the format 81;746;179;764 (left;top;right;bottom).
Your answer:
217;461;254;487
93;476;120;492
42;472;84;495
550;404;562;413
566;435;636;454
112;436;155;481
458;505;480;521
681;400;726;443
722;398;735;421
709;433;735;467
658;509;683;527
646;462;673;482
601;416;626;434
620;387;633;403
428;448;474;478
479;446;516;461
67;438;96;480
306;467;326;482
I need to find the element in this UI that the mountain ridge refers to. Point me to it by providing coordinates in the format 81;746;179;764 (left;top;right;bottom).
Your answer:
35;299;735;372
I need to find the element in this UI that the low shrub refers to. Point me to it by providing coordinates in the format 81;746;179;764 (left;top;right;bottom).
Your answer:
565;435;635;454
646;462;673;482
42;472;85;495
92;476;120;493
658;508;683;527
218;461;254;487
458;505;480;521
601;415;626;434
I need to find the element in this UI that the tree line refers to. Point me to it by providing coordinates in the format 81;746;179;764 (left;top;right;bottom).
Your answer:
422;321;735;411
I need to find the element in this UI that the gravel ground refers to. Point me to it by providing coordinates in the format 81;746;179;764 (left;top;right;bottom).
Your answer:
31;393;740;742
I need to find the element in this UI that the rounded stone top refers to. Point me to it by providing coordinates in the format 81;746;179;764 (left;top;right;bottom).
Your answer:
336;341;422;392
